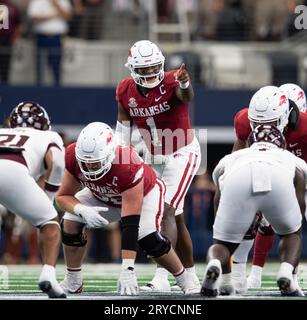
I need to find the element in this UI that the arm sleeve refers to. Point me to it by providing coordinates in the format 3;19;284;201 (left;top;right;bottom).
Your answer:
44;134;65;200
115;121;131;146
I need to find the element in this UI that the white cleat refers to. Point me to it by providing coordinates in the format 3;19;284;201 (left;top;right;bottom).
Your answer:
39;265;66;299
293;274;305;297
219;283;235;296
60;277;83;294
232;276;247;294
171;285;181;292
140;279;171;292
247;275;262;289
175;271;201;295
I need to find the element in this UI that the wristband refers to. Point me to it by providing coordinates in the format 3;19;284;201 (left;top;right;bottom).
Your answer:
179;81;190;89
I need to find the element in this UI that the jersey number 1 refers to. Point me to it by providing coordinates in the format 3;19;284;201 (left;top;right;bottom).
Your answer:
146;117;162;147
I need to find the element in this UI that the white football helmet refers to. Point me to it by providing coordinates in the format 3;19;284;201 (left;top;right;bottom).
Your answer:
279;83;306;113
125;40;165;89
76;122;116;181
248;85;290;132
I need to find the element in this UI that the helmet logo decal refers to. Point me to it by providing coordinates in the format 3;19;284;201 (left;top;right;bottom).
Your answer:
298;91;304;100
106;132;113;144
279;95;287;106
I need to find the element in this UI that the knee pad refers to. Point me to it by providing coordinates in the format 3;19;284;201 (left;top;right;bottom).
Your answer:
138;232;171;258
258;224;274;236
61;220;87;247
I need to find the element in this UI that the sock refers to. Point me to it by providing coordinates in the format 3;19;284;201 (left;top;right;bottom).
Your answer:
207;259;221;270
252;232;274;267
39;264;56;283
249;265;263;278
174;269;187;285
153;267;169;282
66;267;82;282
232;263;246;279
42;264;55;276
233;239;254;264
173;267;185;277
221;273;232;286
186;266;196;275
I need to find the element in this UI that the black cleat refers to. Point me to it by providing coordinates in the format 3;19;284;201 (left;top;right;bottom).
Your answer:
201;266;220;297
39;281;67;299
277;277;302;296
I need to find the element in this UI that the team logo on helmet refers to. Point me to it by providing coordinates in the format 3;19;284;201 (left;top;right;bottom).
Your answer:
279;95;287;107
9;101;50;131
248;124;286;149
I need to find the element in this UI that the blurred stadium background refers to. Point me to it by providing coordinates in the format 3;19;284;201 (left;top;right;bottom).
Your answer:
1;0;307;267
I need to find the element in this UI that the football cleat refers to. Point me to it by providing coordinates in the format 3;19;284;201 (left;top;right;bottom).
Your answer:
60;279;83;294
277;277;303;296
171;284;181;292
201;260;221;297
219;283;235;296
247;275;262;289
60;273;83;294
140;279;171;292
39;265;66;298
276;266;303;297
175;271;201;295
232;275;248;294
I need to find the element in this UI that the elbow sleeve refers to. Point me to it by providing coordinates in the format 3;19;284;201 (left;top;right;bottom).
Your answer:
45;147;65;192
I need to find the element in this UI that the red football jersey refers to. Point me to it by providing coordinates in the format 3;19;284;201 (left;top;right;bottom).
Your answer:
65;143;156;208
234;108;307;162
116;70;194;155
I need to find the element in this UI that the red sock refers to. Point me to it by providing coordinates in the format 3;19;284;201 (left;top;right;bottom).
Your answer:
252;232;275;267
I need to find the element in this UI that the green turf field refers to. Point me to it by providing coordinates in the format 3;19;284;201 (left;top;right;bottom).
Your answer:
0;262;306;299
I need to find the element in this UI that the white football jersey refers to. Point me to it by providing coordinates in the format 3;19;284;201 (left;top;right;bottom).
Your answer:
0;127;64;181
213;142;307;187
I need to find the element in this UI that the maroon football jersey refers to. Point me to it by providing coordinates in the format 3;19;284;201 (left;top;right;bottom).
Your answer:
65;143;156;207
116;70;194;155
234;108;307;162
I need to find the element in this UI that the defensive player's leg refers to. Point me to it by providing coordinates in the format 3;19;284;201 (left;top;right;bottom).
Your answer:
202;166;258;297
263;169;303;295
247;222;275;289
232;212;262;293
0;161;65;298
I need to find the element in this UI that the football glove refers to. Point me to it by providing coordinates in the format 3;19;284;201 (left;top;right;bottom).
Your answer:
73;204;109;228
117;267;139;295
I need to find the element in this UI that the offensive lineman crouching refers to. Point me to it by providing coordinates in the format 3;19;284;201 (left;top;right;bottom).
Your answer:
56;122;197;295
